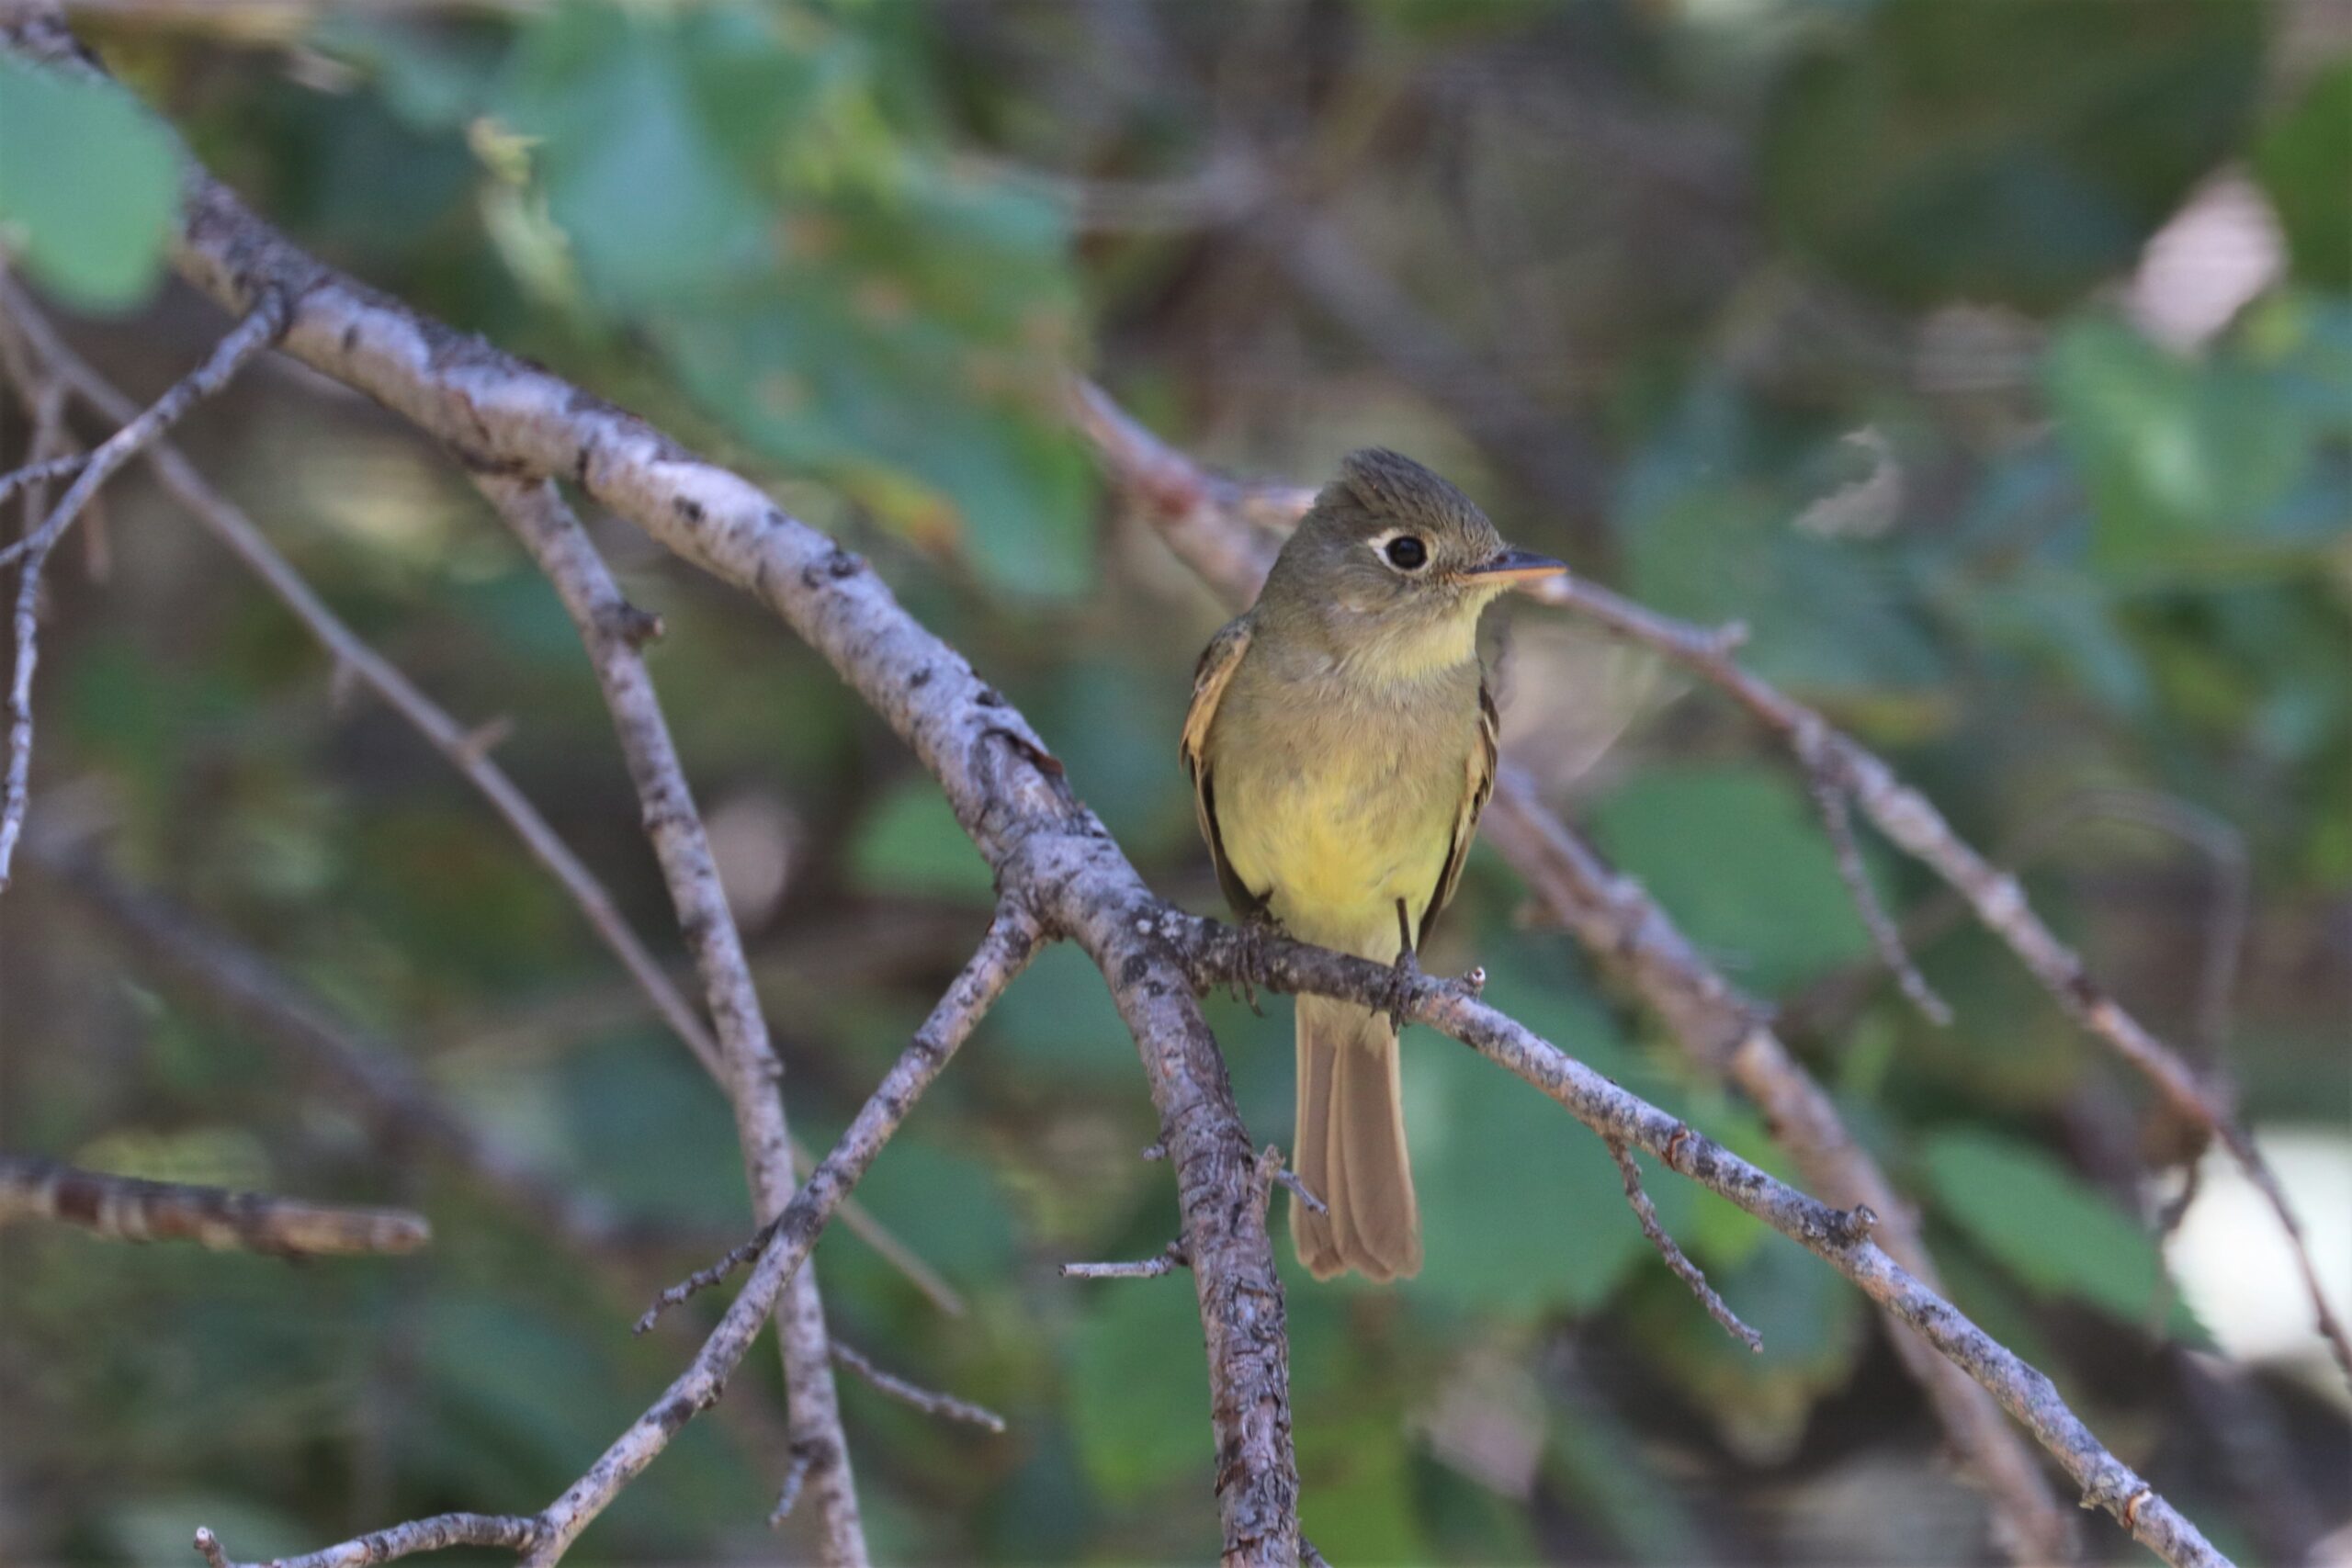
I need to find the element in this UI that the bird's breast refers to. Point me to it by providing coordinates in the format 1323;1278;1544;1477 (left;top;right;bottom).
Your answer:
1205;660;1479;954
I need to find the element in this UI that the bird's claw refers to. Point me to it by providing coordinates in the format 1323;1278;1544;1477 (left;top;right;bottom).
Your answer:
1227;908;1282;1015
1384;944;1424;1035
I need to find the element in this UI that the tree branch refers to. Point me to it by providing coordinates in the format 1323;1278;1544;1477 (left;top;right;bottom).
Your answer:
0;449;85;509
1;34;2228;1565
830;1340;1007;1434
0;1152;428;1257
0;276;960;1318
1063;1240;1192;1280
1182;915;2228;1568
474;472;866;1564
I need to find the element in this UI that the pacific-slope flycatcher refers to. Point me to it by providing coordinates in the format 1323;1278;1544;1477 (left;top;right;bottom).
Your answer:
1182;449;1564;1280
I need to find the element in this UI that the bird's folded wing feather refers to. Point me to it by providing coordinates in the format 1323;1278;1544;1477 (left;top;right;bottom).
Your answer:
1423;679;1498;943
1181;615;1261;917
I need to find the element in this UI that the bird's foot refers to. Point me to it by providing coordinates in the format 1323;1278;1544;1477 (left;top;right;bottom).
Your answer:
1384;943;1424;1036
1228;907;1283;1015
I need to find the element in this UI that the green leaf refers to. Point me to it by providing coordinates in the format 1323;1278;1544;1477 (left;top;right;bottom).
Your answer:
1294;1410;1435;1564
2255;62;2352;293
1068;1277;1213;1503
495;6;778;307
493;2;1092;594
0;58;180;310
847;778;994;901
1761;0;2264;310
1921;1127;2201;1336
2044;317;2323;570
1585;763;1874;993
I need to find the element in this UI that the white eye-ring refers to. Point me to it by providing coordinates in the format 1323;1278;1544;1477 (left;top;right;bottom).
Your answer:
1370;528;1430;571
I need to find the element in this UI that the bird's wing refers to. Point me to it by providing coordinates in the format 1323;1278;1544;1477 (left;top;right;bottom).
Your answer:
1181;615;1262;917
1423;678;1498;944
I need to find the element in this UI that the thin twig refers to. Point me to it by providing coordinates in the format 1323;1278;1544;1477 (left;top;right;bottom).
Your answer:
768;1445;819;1528
0;278;960;1319
0;1152;428;1257
636;1224;774;1331
1604;1140;1760;1352
0;288;285;888
477;473;868;1565
1063;1241;1191;1280
1806;770;1952;1026
1146;1136;1322;1213
194;1516;537;1568
0;449;85;508
830;1340;1007;1433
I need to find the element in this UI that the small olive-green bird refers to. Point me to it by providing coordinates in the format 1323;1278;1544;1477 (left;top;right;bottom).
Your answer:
1182;449;1564;1281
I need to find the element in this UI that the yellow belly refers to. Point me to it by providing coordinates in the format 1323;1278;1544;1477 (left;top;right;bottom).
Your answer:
1210;711;1466;960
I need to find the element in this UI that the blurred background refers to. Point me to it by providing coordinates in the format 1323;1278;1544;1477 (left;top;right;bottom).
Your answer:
1;0;2347;1562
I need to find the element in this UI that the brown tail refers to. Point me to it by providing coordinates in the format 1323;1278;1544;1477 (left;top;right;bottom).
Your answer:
1292;995;1421;1281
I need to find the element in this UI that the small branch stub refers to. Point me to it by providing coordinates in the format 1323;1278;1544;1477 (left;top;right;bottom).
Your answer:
1063;1240;1191;1280
1607;1140;1761;1353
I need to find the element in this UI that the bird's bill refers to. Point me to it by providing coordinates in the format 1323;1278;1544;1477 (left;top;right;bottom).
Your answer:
1464;547;1568;585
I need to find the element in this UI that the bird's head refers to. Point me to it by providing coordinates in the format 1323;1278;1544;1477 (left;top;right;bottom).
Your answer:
1261;448;1565;675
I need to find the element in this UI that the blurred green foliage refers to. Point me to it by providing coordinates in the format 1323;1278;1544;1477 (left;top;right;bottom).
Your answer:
0;56;180;310
2;1;2346;1562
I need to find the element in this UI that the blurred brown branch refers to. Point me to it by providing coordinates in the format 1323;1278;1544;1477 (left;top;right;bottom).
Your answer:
0;1152;428;1256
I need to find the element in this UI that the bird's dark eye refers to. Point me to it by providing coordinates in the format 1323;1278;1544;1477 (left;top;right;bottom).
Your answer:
1384;535;1429;570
